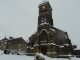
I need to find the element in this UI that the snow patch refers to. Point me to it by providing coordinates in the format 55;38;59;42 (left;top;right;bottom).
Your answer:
63;44;69;46
59;45;64;48
48;43;56;45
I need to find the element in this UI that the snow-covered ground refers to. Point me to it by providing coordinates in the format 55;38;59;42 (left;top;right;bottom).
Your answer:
0;50;80;60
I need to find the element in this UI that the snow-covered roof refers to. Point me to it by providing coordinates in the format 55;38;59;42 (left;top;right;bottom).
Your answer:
50;28;55;32
2;36;16;41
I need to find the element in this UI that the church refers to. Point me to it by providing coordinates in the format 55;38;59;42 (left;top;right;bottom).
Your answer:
27;1;76;58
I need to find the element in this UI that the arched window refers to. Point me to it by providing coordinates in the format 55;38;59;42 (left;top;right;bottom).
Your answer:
41;31;47;41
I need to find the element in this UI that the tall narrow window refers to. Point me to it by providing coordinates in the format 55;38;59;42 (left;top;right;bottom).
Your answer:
41;31;47;41
41;16;46;23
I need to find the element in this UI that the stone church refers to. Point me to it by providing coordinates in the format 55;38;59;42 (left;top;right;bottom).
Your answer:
27;1;76;58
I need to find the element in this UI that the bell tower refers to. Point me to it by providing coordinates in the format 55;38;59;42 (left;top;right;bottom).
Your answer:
38;1;53;26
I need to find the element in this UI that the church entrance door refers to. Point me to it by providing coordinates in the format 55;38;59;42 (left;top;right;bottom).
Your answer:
41;46;47;55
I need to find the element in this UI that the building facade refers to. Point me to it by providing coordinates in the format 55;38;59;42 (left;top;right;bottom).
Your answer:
0;1;79;58
27;1;75;58
0;37;27;54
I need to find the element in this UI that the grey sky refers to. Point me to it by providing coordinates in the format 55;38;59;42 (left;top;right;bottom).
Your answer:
0;0;80;48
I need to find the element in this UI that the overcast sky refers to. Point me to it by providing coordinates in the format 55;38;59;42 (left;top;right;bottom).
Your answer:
0;0;80;48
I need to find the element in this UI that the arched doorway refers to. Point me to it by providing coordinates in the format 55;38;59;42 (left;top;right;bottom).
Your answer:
40;30;48;55
41;46;47;55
